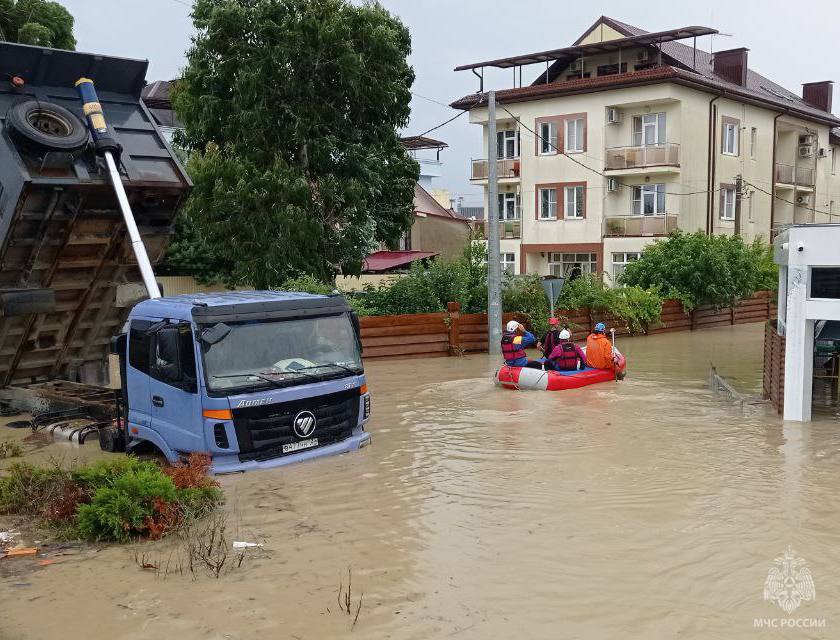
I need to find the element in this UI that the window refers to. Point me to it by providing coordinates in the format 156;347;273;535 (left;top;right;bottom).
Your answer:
750;127;757;159
501;253;516;275
496;129;519;159
497;192;519;220
564;185;585;218
632;113;666;146
539;121;558;155
565;117;584;152
152;323;197;390
128;320;152;374
539;187;557;219
833;149;838;175
596;62;627;76
722;121;739;155
811;268;840;299
548;252;597;279
612;252;641;280
748;191;755;222
721;187;736;220
631;184;666;215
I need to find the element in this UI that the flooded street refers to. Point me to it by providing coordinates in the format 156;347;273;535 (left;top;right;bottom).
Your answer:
2;323;840;639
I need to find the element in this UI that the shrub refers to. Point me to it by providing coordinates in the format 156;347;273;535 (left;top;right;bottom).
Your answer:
620;231;777;311
556;274;663;334
278;274;336;296
0;440;23;459
502;274;550;337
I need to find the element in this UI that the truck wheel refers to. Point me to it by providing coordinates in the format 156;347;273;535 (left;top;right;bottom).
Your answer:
5;100;90;154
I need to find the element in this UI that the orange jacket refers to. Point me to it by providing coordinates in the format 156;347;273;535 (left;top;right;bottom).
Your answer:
586;333;614;369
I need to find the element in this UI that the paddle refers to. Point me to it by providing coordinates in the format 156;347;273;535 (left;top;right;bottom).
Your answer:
610;328;619;382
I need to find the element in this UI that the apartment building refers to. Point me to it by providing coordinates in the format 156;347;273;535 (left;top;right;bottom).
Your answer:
451;16;840;282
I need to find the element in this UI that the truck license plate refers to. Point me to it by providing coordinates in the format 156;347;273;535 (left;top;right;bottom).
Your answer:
283;438;319;454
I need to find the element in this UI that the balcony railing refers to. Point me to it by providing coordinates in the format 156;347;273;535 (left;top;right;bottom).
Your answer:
471;158;521;180
605;143;680;170
603;213;678;237
486;218;522;239
774;163;815;187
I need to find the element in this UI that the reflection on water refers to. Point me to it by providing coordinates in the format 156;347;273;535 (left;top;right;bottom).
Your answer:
2;324;839;640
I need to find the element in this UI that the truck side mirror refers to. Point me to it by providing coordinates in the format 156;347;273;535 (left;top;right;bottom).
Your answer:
201;322;231;346
155;326;182;383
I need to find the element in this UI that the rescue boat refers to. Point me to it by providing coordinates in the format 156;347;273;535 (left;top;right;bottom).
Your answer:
495;350;626;391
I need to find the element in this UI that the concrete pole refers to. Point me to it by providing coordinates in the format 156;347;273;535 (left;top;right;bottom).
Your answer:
487;91;502;355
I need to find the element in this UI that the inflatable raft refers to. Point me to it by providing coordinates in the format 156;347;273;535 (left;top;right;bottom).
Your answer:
495;350;626;391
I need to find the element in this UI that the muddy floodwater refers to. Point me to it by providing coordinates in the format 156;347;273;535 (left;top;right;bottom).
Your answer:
2;323;840;639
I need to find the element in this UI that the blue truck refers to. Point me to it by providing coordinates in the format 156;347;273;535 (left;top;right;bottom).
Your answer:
111;291;371;473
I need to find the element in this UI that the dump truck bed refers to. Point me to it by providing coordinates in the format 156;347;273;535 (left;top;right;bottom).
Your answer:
0;42;190;387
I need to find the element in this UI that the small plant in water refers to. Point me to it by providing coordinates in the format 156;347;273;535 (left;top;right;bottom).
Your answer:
0;440;23;459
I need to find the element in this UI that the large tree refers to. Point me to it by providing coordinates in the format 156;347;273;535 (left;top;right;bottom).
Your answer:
0;0;76;50
170;0;419;287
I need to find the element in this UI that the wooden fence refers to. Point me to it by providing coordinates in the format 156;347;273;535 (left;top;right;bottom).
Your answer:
360;291;777;360
763;321;786;415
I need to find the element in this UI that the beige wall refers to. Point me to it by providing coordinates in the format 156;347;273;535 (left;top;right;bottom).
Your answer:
411;214;470;261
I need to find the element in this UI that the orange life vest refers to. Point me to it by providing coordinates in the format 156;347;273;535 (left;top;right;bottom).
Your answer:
585;333;614;369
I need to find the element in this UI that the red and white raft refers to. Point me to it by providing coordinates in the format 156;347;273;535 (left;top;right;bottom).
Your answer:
495;350;626;391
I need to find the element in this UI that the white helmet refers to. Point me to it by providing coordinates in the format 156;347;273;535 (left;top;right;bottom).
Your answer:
559;329;571;340
506;320;520;333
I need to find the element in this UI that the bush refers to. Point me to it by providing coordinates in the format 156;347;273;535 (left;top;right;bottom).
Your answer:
278;274;336;296
620;231;777;312
0;440;23;459
556;274;663;334
502;274;549;337
0;455;222;543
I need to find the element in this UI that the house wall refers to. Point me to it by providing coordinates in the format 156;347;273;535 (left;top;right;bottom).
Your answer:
410;214;470;262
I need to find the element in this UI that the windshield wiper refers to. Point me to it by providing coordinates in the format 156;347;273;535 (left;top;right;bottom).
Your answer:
210;372;290;390
258;368;323;384
294;363;362;376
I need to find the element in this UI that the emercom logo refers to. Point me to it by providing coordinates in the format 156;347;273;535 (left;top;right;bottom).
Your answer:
754;546;825;630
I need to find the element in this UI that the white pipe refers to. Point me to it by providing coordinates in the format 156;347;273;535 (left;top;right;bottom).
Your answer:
104;152;161;299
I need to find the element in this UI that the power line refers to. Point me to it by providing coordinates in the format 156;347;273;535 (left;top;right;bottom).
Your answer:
413;95;481;139
411;91;452;109
743;180;840;220
499;104;724;198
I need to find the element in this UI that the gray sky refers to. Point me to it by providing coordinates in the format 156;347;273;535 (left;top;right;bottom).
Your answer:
63;0;839;205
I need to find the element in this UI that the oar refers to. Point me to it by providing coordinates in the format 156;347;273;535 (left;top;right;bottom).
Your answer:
610;328;619;382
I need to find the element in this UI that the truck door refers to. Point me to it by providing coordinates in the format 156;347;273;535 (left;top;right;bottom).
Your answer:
149;323;203;454
126;320;152;431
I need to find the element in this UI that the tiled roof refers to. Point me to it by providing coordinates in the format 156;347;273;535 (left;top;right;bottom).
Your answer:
452;17;840;127
414;184;463;220
363;250;438;273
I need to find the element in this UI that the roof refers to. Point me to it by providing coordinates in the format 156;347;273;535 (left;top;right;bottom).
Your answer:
831;127;840;146
414;184;462;220
132;290;336;320
458;206;485;221
454;25;717;71
363;251;438;273
452;17;840;127
400;135;448;150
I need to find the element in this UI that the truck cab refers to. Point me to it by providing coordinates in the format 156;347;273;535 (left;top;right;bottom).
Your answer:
114;291;371;473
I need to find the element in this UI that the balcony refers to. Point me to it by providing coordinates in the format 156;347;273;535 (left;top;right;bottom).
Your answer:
485;218;522;239
604;143;680;175
774;163;815;189
471;158;521;182
603;213;678;237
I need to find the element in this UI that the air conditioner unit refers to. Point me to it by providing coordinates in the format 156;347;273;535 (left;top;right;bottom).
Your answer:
799;133;816;145
606;107;621;124
607;178;619;192
796;195;812;206
637;49;649;62
818;148;828;158
799;144;814;158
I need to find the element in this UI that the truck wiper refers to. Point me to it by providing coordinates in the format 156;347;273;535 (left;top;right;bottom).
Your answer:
295;363;362;376
258;369;322;384
211;372;292;390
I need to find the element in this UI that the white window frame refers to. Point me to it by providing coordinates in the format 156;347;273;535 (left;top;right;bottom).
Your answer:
748;190;755;222
539;187;557;220
721;187;736;220
564;118;584;153
548;252;597;278
612;252;641;281
497;129;519;159
501;253;516;275
631;184;666;215
497;192;520;220
722;122;739;156
564;185;585;219
539;121;558;155
750;127;757;159
632;113;666;146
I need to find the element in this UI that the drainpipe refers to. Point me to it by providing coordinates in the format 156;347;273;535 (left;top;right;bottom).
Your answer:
706;92;723;235
770;111;787;233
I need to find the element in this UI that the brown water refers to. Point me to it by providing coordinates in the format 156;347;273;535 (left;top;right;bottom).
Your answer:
2;323;839;640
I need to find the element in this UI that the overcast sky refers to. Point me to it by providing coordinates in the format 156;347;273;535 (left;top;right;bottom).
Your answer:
62;0;840;206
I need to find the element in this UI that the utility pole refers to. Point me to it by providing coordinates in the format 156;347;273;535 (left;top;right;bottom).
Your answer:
734;174;743;237
486;91;502;355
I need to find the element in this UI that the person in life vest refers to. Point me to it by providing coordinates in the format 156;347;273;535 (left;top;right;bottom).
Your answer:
585;322;617;370
501;320;539;368
538;317;562;358
547;329;587;371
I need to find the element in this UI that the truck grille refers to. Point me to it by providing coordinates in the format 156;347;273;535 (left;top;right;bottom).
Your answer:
231;389;359;462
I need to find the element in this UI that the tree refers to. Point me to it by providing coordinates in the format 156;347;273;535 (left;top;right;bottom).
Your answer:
619;231;778;311
0;0;76;50
170;0;419;287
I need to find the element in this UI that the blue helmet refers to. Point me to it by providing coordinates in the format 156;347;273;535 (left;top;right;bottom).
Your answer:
594;322;606;333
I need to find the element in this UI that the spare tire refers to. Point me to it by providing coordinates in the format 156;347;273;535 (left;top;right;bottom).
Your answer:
5;100;89;154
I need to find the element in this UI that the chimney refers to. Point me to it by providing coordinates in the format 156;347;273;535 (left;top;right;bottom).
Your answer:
802;81;833;112
712;48;749;86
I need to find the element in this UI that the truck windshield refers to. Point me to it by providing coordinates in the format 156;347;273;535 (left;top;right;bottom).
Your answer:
201;314;362;393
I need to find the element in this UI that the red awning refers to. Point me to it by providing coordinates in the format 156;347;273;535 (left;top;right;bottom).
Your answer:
363;250;438;273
